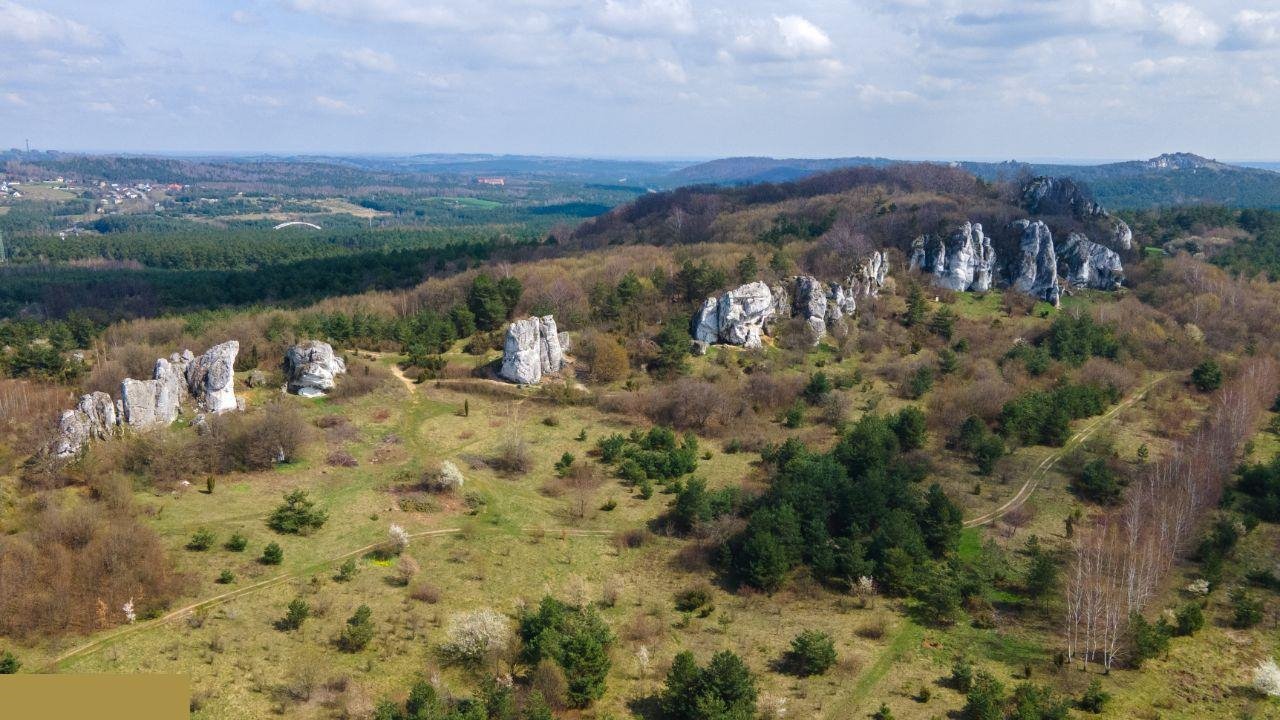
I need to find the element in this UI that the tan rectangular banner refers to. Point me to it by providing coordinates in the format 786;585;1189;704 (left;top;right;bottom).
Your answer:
0;675;189;719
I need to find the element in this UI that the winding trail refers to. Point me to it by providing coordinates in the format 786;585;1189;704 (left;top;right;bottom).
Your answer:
964;373;1165;528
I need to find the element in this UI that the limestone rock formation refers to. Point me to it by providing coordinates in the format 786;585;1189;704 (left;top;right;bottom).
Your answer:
499;315;565;384
1020;176;1104;219
1011;220;1061;306
909;222;996;292
1109;219;1133;252
54;392;118;457
185;341;239;413
792;276;828;339
284;340;347;397
52;341;242;457
848;251;890;297
692;282;777;349
1058;233;1124;290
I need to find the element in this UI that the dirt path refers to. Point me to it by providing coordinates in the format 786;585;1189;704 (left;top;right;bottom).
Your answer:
964;374;1164;528
43;527;462;671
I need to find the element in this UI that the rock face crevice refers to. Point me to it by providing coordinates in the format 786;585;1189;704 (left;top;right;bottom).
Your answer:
500;315;565;384
284;340;347;397
908;221;996;292
54;341;241;457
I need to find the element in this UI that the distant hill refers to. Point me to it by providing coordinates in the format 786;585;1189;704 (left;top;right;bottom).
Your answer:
667;153;1280;210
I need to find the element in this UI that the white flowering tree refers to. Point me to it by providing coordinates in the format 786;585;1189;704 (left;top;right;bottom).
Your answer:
122;598;136;624
388;523;410;554
443;608;512;667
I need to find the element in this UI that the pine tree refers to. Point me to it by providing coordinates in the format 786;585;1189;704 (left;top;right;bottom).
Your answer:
904;282;927;327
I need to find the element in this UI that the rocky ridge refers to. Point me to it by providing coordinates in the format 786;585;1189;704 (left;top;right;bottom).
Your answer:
693;252;889;349
54;341;241;457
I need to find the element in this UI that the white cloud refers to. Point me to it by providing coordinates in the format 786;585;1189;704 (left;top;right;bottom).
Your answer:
0;1;107;49
313;95;364;115
1156;3;1221;47
338;48;397;73
593;0;695;38
284;0;460;29
730;15;833;62
87;101;117;113
242;93;285;108
659;59;688;83
1221;10;1280;50
1087;0;1148;30
857;84;921;105
2;92;28;106
229;9;260;25
1131;55;1189;78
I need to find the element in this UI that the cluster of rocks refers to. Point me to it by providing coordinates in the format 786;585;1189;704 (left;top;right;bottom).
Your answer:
692;252;890;350
911;217;1125;307
908;221;996;292
55;341;241;457
499;315;566;384
283;340;347;397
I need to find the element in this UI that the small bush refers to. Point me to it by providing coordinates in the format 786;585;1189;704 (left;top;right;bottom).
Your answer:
337;605;374;652
1191;359;1222;392
1078;678;1110;713
217;569;235;584
1174;602;1204;636
786;630;837;676
410;582;441;603
325;450;358;468
261;542;284;565
1231;588;1264;628
0;650;20;674
276;598;310;631
186;528;215;551
225;533;248;552
267;490;328;534
674;584;714;613
334;558;357;582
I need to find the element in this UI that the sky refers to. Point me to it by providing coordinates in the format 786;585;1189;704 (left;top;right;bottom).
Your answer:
2;0;1280;160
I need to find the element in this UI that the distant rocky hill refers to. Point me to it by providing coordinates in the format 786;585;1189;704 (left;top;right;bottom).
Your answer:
574;163;1134;309
666;153;1280;209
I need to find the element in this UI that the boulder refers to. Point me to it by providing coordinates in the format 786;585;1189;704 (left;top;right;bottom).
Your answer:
1058;233;1124;290
909;222;996;292
714;282;776;349
693;297;720;345
186;341;239;413
284;340;347;397
245;369;269;388
1109;219;1133;252
1010;220;1060;306
690;340;709;356
53;391;117;457
792;276;828;340
119;378;165;428
499;315;565;384
539;316;565;375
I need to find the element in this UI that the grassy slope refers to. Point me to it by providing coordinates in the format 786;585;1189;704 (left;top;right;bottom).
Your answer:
11;298;1277;719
